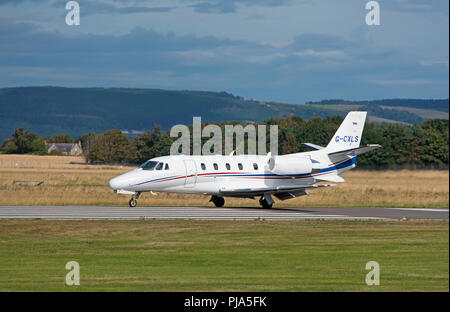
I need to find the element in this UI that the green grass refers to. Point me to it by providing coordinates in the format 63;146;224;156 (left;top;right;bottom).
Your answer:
0;220;448;291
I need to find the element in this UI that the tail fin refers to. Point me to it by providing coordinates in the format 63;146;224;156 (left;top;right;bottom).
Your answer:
326;111;367;153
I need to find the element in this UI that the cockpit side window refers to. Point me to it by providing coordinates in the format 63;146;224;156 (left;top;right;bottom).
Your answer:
164;163;169;170
155;162;163;170
140;160;158;170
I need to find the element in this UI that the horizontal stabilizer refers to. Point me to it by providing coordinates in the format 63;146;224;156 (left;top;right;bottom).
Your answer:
328;144;382;157
302;143;324;150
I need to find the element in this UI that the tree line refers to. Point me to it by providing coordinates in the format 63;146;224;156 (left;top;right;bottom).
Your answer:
1;116;448;169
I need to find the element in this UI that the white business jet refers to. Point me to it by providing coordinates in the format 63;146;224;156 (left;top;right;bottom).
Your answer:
109;111;381;208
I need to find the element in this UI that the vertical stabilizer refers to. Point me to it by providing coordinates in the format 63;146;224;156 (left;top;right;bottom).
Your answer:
326;111;367;153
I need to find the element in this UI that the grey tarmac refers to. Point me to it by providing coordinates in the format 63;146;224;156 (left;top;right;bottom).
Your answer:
0;206;448;220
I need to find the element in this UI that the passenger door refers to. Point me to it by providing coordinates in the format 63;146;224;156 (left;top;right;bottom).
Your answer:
183;159;197;188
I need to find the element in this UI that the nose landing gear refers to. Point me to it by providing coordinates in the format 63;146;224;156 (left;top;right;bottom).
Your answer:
129;191;142;207
210;195;225;207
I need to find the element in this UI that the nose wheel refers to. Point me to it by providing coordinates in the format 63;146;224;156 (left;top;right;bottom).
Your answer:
128;192;141;207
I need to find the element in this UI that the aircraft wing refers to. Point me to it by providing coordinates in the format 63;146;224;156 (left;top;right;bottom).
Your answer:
219;184;334;199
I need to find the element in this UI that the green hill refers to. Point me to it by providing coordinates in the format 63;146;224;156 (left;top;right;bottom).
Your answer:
0;86;448;141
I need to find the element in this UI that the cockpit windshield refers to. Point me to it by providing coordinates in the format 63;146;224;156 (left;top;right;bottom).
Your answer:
140;160;158;170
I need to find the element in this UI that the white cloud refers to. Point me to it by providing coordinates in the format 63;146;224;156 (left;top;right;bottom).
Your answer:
371;79;434;86
420;60;449;67
293;49;348;59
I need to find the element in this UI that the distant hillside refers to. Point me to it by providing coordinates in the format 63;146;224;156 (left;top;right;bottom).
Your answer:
0;87;448;141
307;98;449;124
310;98;449;112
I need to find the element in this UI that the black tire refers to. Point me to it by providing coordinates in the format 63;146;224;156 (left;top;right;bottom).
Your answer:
259;198;273;209
129;199;137;207
212;196;225;207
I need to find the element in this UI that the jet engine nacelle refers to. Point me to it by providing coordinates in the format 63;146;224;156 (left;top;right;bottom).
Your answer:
268;156;312;175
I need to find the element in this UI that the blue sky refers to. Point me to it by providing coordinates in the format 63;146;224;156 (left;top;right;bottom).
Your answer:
0;0;448;103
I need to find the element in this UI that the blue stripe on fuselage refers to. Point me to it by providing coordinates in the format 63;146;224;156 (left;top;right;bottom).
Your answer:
132;175;179;186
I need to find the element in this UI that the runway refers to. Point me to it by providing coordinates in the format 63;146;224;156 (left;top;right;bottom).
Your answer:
0;206;448;220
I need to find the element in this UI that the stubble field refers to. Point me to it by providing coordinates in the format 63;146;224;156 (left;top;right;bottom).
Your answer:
0;154;448;208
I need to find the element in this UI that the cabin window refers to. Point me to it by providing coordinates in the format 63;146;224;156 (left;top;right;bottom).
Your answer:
253;163;258;170
155;162;163;170
238;163;243;170
140;160;158;170
201;163;206;170
164;163;169;170
213;163;218;170
226;163;231;170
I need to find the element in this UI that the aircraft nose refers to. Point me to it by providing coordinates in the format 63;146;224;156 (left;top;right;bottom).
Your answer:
109;177;123;190
109;170;141;190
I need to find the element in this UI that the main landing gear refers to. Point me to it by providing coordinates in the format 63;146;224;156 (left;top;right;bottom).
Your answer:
210;195;274;209
210;195;225;207
259;195;274;209
129;191;142;207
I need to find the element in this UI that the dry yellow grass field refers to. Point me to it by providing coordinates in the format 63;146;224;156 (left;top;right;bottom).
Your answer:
0;154;448;207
